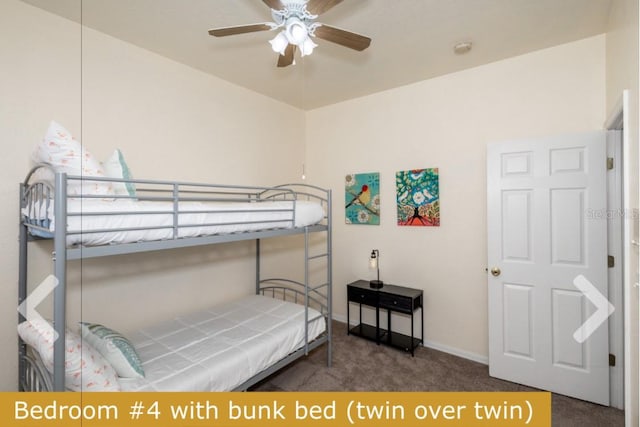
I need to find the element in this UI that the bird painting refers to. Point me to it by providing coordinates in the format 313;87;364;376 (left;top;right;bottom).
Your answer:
345;173;380;225
345;184;370;208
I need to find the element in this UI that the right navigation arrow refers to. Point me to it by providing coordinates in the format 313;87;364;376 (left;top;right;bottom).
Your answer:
572;274;615;343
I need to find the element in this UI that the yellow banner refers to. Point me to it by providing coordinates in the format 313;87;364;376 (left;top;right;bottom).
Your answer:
2;391;551;427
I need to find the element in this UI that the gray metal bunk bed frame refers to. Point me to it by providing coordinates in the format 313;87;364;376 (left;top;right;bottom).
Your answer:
18;166;332;391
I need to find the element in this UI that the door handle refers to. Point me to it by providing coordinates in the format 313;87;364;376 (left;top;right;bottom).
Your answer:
490;267;501;277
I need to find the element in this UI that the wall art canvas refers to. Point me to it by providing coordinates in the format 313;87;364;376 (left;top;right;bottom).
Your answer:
396;168;440;226
345;172;380;225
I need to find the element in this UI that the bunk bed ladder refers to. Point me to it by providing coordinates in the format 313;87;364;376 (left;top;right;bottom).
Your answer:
303;227;333;367
305;189;332;367
254;187;333;369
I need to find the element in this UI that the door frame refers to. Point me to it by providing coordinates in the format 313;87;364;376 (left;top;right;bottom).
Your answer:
604;90;629;412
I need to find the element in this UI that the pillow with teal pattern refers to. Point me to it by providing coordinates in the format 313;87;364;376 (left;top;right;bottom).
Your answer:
102;149;136;198
79;322;145;379
17;318;120;391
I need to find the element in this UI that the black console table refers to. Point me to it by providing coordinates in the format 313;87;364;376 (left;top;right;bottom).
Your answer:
347;280;424;356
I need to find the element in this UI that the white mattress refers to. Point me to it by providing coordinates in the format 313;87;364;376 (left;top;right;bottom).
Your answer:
118;295;326;391
23;198;324;246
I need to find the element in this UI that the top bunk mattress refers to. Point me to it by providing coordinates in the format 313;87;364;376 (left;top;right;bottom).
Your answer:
118;294;326;391
22;198;325;246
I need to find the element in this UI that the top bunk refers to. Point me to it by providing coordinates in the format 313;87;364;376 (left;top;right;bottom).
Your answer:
20;165;331;260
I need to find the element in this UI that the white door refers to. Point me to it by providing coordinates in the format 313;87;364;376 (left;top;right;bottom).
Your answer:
487;132;610;405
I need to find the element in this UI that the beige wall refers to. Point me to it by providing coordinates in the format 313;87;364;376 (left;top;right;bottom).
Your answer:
0;0;305;391
606;0;640;423
3;1;636;417
306;35;606;361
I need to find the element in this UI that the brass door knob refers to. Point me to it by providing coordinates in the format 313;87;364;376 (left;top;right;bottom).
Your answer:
490;267;501;277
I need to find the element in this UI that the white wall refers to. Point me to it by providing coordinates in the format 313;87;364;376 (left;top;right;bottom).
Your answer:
306;35;606;361
0;0;305;391
606;0;639;423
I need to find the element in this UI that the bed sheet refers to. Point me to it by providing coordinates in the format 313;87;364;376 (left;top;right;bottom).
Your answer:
22;198;324;246
118;295;325;391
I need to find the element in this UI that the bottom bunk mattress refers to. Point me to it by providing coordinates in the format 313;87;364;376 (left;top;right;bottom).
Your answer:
118;294;326;391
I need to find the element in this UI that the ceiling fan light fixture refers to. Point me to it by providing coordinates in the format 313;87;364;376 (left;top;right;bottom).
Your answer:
285;18;309;45
300;37;317;57
209;0;371;68
269;31;289;55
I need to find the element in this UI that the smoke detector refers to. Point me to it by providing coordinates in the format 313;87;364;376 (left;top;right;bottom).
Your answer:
453;41;473;55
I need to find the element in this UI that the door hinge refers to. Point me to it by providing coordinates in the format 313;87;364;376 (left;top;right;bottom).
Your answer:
609;353;616;367
607;157;614;170
608;255;615;268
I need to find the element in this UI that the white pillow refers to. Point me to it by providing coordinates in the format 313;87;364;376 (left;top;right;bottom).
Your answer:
102;149;136;198
17;318;120;391
32;121;114;197
80;322;145;379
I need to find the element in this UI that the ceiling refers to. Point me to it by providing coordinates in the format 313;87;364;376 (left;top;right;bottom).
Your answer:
22;0;613;110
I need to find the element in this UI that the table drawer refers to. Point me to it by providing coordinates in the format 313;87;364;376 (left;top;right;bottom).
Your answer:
379;293;413;312
348;286;378;306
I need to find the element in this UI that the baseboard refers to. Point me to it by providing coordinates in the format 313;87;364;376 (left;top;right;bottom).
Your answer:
422;339;488;365
332;313;348;324
333;314;488;366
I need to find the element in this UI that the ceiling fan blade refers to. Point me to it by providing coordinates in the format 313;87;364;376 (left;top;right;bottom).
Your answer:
277;44;296;67
306;0;344;15
313;24;371;51
262;0;284;10
208;23;272;37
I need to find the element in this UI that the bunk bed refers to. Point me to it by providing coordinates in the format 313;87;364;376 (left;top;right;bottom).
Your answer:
18;165;332;392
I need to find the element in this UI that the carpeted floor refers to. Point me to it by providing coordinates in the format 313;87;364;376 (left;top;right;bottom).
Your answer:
252;321;624;426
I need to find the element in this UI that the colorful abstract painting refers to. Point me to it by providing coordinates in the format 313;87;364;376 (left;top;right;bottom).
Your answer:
345;172;380;225
396;168;440;226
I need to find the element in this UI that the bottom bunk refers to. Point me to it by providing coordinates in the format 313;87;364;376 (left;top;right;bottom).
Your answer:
18;288;330;392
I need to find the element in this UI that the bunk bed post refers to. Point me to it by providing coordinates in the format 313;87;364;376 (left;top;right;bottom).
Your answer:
304;228;309;355
18;183;28;390
52;173;67;391
326;189;333;367
255;238;261;294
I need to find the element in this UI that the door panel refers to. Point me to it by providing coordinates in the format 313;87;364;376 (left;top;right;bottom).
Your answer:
487;131;609;405
502;190;533;261
503;283;534;359
551;289;587;369
550;188;585;265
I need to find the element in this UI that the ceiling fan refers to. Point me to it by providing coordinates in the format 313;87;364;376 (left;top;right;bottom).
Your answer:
208;0;371;67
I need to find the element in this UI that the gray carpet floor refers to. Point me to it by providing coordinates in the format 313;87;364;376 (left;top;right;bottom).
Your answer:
252;321;624;427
